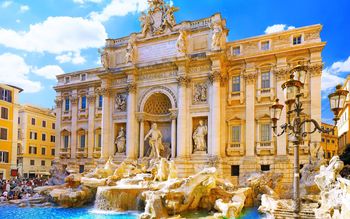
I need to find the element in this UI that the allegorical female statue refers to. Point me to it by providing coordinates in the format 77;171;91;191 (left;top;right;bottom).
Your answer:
193;120;208;152
144;123;164;158
125;34;137;63
211;21;223;50
115;127;126;154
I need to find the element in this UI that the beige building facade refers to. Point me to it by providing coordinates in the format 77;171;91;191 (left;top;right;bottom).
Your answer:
54;3;324;185
17;105;56;178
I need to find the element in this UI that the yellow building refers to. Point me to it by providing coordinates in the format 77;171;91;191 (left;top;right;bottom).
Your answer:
17;105;56;178
321;122;338;159
337;76;350;154
0;83;22;179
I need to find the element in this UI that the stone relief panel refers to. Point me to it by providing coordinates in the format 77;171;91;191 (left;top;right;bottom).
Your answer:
115;93;127;112
193;82;208;104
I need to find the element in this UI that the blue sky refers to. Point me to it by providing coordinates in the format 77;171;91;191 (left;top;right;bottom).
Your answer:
0;0;349;123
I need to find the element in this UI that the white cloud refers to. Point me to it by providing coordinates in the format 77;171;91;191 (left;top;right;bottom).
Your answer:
32;65;65;80
56;52;86;65
0;53;42;93
1;1;12;8
19;5;29;12
16;19;21;23
0;16;107;54
321;56;350;92
73;0;103;4
89;0;148;22
264;24;295;34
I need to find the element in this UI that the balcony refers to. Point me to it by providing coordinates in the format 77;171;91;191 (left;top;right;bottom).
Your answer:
59;148;71;159
76;147;88;159
95;107;102;118
256;141;275;155
226;142;244;156
93;147;101;159
79;108;88;119
62;110;72;120
228;91;244;105
256;88;275;102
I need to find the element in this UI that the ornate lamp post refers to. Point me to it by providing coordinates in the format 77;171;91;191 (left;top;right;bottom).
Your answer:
269;65;348;214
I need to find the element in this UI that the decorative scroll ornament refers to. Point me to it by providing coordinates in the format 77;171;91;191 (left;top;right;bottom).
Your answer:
55;98;63;108
177;76;191;87
309;63;323;77
208;71;222;84
274;68;289;81
87;94;96;103
115;93;127;112
193;82;208;103
126;83;137;94
243;72;257;84
139;0;179;37
70;96;78;105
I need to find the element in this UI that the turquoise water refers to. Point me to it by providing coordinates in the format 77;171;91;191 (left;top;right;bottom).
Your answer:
0;205;262;219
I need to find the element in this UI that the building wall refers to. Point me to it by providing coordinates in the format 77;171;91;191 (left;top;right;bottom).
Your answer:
54;13;324;186
321;122;338;159
337;79;350;154
0;84;21;179
18;105;56;178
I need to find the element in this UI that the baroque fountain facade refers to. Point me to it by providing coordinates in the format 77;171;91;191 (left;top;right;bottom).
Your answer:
42;0;350;218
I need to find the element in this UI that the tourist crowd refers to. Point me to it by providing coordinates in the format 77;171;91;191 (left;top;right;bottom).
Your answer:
0;177;48;202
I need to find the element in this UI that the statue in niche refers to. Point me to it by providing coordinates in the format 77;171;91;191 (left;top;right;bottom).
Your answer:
194;83;207;103
211;21;223;51
115;94;127;112
125;34;137;63
98;48;109;69
115;127;126;154
193;120;208;152
176;29;187;55
139;12;152;37
144;123;164;158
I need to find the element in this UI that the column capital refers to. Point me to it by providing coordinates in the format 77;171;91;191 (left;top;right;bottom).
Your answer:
273;68;289;81
208;71;222;84
177;76;191;87
136;112;145;122
96;87;111;97
169;108;178;120
126;83;137;94
55;98;63;108
87;94;96;102
70;95;78;105
243;72;257;84
309;63;323;77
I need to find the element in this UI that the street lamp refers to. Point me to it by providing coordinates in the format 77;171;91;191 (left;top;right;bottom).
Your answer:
270;65;348;214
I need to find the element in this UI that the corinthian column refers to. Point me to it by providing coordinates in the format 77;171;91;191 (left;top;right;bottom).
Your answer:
87;92;96;158
101;87;112;159
209;71;222;157
70;93;78;159
244;71;256;156
126;83;137;159
176;76;190;158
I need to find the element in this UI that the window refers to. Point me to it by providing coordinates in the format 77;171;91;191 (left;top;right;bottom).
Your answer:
80;134;86;148
98;95;103;108
293;35;302;45
322;138;325;142
64;77;70;84
231;126;241;142
65;98;70;111
41;160;45;166
232;76;240;92
18;117;20;124
327;139;330;143
52;123;55;129
1;107;8;120
34;132;37;140
42;120;46;127
261;41;270;51
261;72;270;89
332;140;335;143
31;118;36;125
260;124;271;142
261;165;270;171
79;165;85;173
30;160;35;166
81;74;86;81
51;149;55;156
0;151;9;163
42;133;46;141
50;135;55;143
41;147;46;155
231;165;240;176
0;88;12;102
0;128;7;140
81;96;87;109
29;146;37;154
64;136;69;148
231;46;240;55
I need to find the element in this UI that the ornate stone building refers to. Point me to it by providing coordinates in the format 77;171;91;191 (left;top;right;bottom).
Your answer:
54;1;324;185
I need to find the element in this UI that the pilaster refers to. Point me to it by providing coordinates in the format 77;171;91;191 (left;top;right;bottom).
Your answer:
126;82;137;159
87;91;96;159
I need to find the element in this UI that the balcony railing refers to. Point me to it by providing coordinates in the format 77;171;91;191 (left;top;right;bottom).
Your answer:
76;147;88;158
226;142;244;156
256;88;275;102
59;147;71;159
256;141;275;155
62;110;72;120
79;108;88;119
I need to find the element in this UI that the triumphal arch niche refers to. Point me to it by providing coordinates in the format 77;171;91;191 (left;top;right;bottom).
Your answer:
55;0;324;182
